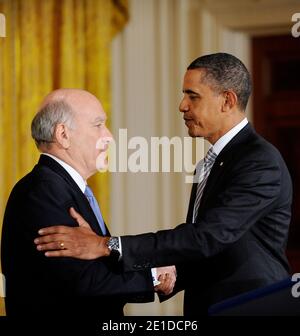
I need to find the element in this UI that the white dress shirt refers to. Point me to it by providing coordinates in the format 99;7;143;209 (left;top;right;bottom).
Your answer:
42;153;86;192
212;118;248;155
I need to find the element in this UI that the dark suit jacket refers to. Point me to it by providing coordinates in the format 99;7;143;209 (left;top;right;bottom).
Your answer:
120;124;292;316
1;155;154;318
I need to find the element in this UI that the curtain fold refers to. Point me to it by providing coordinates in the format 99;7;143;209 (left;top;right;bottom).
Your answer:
0;0;128;316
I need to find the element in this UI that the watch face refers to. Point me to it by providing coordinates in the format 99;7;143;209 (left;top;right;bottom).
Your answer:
108;237;119;250
107;237;120;259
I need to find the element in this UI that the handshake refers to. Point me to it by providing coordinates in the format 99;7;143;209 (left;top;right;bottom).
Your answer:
154;266;177;296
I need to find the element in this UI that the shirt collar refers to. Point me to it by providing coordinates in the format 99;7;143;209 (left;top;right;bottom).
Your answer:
212;118;248;156
42;153;86;193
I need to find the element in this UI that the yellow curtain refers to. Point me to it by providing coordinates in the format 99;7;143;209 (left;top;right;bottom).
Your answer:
0;0;128;316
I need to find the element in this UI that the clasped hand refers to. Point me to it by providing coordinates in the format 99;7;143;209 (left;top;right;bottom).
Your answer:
154;266;177;296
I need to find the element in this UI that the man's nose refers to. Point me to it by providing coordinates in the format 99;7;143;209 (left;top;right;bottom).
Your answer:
105;127;114;143
179;98;188;113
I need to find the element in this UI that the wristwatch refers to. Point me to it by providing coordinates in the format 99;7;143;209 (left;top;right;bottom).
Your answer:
107;236;120;256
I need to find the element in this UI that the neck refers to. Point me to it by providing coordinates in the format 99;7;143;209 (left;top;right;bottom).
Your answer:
206;113;246;144
42;148;92;180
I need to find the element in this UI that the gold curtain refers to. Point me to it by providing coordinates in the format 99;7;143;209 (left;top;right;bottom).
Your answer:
0;0;128;316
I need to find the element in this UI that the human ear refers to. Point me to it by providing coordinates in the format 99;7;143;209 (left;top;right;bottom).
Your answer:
54;123;70;149
222;90;238;112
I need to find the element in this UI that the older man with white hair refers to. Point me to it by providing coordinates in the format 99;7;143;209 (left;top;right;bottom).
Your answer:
1;88;176;317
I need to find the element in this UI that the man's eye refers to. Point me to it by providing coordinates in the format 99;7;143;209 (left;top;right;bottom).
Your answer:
189;96;198;100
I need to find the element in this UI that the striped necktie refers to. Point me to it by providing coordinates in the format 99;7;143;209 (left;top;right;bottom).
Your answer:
84;185;107;235
192;147;217;222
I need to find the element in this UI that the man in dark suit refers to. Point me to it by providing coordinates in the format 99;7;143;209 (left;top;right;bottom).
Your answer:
33;53;292;316
1;89;175;317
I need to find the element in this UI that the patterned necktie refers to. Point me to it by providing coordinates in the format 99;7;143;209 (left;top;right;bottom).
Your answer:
193;147;217;222
84;185;107;235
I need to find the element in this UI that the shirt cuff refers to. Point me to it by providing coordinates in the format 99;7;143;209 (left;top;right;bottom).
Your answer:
117;237;122;260
151;268;161;286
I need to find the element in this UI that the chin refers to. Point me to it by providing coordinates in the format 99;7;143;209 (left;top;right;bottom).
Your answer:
187;130;195;137
187;125;205;138
187;128;199;138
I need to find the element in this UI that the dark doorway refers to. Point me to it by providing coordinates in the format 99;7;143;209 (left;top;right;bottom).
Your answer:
252;34;300;272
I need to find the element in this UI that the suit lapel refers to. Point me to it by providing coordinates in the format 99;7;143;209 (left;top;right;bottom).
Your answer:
194;123;256;218
198;152;232;209
37;155;109;236
186;179;197;222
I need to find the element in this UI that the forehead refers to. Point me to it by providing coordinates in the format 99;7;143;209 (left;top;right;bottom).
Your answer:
73;94;107;121
183;69;213;93
183;69;206;87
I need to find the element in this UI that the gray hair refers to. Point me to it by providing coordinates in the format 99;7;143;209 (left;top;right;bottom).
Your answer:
31;100;75;147
187;53;252;111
